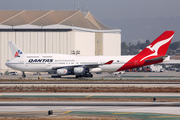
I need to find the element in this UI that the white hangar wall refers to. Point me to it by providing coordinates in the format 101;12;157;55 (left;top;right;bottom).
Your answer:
74;31;95;56
44;32;74;54
103;33;121;56
73;31;121;56
0;32;12;71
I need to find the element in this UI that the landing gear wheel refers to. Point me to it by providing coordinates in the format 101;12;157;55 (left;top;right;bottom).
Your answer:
84;74;88;77
86;73;93;77
22;75;26;78
22;72;26;78
76;73;93;78
76;75;79;78
76;75;83;78
89;73;93;78
51;76;61;78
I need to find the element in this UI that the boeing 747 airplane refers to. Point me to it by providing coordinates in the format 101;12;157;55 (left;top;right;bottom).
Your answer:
6;31;175;78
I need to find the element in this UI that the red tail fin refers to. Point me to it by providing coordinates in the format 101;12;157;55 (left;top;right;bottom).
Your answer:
117;31;175;71
139;31;175;61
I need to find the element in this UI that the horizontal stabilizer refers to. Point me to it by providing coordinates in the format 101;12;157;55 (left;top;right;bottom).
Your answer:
145;55;168;63
105;60;114;64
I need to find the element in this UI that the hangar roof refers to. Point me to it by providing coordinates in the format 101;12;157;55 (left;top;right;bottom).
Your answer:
0;10;114;31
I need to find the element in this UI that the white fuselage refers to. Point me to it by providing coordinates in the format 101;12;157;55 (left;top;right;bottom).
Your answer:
6;53;134;73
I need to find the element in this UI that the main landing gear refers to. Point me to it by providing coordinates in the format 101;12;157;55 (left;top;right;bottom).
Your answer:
51;75;61;78
76;73;93;78
22;72;26;78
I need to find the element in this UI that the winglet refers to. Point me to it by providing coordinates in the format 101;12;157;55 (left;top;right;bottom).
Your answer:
105;60;114;64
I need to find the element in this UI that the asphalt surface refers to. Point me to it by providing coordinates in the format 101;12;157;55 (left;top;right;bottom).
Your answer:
0;82;180;84
0;101;180;106
1;71;180;119
0;83;180;87
0;93;180;119
1;101;180;120
1;92;180;96
1;71;180;87
0;93;180;99
1;71;180;80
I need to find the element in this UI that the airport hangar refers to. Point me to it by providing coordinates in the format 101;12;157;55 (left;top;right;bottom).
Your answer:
0;10;121;72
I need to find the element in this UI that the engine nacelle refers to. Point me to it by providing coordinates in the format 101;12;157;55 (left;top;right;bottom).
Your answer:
74;67;85;74
57;68;68;75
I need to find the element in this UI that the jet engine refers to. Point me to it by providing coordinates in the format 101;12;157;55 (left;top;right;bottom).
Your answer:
57;68;68;75
74;67;86;74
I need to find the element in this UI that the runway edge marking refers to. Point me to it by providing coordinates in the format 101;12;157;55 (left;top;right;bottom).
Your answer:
113;112;136;114
149;115;180;118
86;95;93;97
63;111;72;114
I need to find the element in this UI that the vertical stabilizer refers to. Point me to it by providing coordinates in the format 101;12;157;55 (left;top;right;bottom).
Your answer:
117;31;175;71
138;31;175;62
8;41;24;57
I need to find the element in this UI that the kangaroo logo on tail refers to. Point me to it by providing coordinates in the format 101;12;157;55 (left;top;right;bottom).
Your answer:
140;34;174;62
146;45;155;52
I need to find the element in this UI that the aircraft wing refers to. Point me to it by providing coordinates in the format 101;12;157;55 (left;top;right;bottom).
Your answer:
52;60;114;70
83;60;114;68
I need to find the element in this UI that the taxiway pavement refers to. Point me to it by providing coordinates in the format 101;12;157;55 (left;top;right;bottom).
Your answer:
0;93;180;98
1;71;180;80
0;83;180;87
0;101;180;120
1;92;180;96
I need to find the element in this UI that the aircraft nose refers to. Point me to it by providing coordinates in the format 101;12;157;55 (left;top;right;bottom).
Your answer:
5;61;9;67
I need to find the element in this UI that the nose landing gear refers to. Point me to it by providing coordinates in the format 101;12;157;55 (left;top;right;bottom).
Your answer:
22;72;26;78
